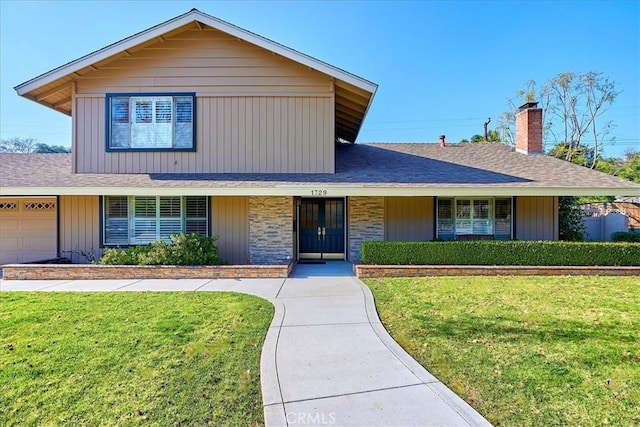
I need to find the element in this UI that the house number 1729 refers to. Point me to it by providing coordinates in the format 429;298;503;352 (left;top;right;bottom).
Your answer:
311;189;328;196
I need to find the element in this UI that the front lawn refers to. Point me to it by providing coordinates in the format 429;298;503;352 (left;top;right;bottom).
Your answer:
0;292;273;426
365;276;640;426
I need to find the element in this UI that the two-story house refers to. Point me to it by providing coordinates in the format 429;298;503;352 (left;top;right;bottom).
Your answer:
2;9;639;266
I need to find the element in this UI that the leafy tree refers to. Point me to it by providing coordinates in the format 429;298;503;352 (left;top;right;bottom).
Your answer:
558;196;584;241
616;150;640;183
0;137;70;153
34;143;71;153
460;130;501;143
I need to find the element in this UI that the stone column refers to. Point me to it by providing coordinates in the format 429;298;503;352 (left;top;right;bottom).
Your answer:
249;196;293;264
348;197;385;262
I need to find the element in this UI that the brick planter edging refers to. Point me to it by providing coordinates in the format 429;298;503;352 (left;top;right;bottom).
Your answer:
355;265;640;278
2;262;294;280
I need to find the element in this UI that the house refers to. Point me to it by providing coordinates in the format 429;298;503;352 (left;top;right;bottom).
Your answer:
1;9;639;266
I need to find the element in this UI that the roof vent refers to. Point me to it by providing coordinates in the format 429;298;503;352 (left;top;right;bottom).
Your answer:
439;135;446;147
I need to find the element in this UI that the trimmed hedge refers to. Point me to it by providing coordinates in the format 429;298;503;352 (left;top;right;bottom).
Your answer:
611;231;640;243
360;241;640;266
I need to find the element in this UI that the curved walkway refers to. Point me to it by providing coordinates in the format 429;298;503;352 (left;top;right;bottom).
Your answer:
0;263;491;426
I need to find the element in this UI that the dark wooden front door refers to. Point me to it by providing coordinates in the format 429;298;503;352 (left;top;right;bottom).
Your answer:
299;198;344;260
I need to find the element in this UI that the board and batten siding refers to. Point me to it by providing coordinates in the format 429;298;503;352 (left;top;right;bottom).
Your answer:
515;196;558;240
74;96;333;174
212;196;249;265
59;195;100;263
384;197;434;241
73;25;335;174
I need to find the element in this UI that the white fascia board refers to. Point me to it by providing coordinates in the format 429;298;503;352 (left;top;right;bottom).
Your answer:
15;13;198;95
3;186;639;197
194;12;378;94
15;10;377;97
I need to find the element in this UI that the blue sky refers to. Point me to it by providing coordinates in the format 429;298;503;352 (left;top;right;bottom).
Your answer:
1;0;638;158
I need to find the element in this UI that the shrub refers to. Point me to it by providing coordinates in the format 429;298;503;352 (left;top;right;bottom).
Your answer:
99;233;221;265
611;231;640;242
360;240;640;266
99;245;149;265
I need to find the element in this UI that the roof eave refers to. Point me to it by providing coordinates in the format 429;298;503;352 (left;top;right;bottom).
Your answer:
14;9;377;98
2;185;638;198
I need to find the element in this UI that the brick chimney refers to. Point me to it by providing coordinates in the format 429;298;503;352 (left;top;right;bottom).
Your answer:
515;102;543;154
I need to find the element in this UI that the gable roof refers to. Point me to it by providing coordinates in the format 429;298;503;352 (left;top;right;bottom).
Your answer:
14;8;377;143
2;144;639;197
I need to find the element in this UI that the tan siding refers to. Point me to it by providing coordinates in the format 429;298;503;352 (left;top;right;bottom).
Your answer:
73;25;335;174
212;196;249;265
76;95;333;173
59;195;100;263
515;196;558;240
76;28;331;95
384;197;434;241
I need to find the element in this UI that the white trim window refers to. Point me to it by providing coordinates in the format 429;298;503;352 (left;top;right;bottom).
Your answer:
107;94;195;150
103;196;208;245
437;197;512;240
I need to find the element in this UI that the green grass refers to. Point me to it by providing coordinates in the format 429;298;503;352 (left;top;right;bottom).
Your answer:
0;292;273;426
365;276;640;426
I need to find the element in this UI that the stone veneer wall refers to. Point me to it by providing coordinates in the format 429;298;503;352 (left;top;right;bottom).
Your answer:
2;263;293;280
349;197;385;262
249;196;293;264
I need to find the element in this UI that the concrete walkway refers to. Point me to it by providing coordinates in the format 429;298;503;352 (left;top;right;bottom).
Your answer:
0;262;491;426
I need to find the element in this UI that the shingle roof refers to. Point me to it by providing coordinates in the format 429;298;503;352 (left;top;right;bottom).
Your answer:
1;143;639;196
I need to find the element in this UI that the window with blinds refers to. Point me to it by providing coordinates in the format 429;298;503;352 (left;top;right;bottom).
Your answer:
103;196;208;245
436;197;512;239
107;93;195;150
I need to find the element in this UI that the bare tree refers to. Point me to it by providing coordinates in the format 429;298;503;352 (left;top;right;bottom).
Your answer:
500;72;619;168
0;137;37;153
0;137;70;153
581;72;618;168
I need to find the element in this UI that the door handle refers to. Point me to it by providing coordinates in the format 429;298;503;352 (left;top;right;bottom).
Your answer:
317;227;322;240
322;227;326;241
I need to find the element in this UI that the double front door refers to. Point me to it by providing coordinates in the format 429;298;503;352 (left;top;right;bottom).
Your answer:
299;198;345;260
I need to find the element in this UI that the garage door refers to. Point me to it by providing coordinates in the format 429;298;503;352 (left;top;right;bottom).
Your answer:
0;198;57;265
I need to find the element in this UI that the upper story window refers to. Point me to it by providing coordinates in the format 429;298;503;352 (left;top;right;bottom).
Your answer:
106;93;195;151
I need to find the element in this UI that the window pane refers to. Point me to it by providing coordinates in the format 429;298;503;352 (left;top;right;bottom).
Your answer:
159;219;182;240
473;200;490;219
174;97;194;148
106;196;128;217
110;98;130;148
134;100;152;123
437;198;454;240
104;196;129;245
185;196;208;236
156;100;172;123
495;198;512;240
134;196;156;217
159;197;181;218
132;196;157;243
175;97;193;123
133;219;157;244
